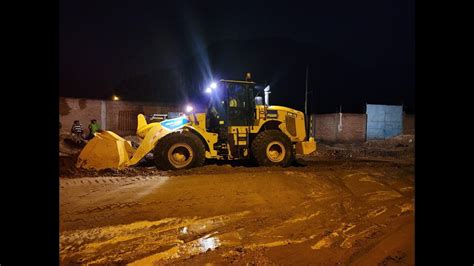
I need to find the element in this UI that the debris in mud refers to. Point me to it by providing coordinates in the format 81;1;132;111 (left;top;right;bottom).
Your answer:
398;203;414;215
379;251;407;265
311;231;339;249
220;248;273;265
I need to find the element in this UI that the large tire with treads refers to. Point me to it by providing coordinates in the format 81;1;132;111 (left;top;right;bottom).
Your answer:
251;130;294;167
153;131;205;170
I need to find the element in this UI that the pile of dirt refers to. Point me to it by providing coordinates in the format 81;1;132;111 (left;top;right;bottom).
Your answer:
363;134;415;149
360;135;415;158
314;135;415;160
59;155;80;176
312;146;355;159
59;134;86;156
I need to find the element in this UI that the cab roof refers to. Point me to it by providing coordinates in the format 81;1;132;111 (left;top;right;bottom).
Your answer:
220;79;256;84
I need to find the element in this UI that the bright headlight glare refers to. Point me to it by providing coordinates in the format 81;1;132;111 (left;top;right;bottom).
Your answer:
210;82;217;89
185;105;193;113
205;87;212;93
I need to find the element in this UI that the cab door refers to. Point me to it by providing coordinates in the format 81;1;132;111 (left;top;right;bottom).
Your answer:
224;82;254;127
222;82;255;158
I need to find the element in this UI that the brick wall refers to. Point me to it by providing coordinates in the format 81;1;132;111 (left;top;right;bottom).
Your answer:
336;114;367;142
313;113;367;143
106;101;144;136
105;100;179;136
313;114;337;142
59;97;179;136
59;97;102;135
403;114;415;134
312;112;414;143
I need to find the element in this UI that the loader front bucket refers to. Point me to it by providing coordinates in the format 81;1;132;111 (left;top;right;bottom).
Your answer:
75;131;135;170
75;114;191;170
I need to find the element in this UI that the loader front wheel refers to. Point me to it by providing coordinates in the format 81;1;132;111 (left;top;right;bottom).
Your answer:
251;130;294;167
153;131;205;170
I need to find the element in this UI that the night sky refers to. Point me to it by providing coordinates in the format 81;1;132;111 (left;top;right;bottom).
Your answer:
60;0;414;113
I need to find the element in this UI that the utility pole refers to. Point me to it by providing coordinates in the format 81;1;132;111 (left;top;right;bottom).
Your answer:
305;66;309;117
304;65;313;139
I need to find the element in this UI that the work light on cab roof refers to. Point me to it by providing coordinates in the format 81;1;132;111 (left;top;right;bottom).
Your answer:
185;105;194;113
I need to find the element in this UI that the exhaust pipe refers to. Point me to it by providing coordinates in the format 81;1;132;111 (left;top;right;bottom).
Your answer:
264;85;271;106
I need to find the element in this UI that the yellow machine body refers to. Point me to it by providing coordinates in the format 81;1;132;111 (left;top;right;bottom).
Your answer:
76;79;316;170
186;105;316;160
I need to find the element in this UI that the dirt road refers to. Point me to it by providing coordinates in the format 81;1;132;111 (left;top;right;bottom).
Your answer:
60;156;414;265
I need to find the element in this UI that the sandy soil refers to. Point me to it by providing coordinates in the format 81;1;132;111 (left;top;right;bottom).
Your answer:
60;145;414;265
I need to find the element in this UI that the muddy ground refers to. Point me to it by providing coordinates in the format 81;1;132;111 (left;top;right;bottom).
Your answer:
60;136;414;265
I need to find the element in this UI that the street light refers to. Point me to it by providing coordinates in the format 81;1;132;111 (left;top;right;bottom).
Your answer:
112;95;120;101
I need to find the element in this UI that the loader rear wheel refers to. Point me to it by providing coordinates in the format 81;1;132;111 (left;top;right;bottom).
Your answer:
251;130;294;167
153;131;205;170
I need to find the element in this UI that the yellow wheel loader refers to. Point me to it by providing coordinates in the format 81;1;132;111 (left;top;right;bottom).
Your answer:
76;79;316;170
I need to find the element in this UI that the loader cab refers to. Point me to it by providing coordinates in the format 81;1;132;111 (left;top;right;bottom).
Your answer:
222;80;256;126
206;80;256;133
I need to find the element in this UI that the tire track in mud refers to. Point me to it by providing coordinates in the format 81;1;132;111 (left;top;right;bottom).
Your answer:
60;175;171;227
60;211;252;265
345;216;414;265
60;175;165;187
367;177;413;198
75;202;142;214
